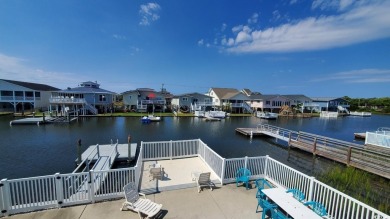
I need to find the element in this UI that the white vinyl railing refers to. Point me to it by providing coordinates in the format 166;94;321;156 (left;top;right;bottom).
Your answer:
1;139;389;218
365;132;390;148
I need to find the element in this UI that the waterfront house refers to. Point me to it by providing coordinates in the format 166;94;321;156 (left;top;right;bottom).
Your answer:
49;81;115;115
171;92;212;112
0;79;59;113
122;88;167;113
207;87;252;113
282;94;315;113
242;89;262;112
311;97;350;113
254;95;292;113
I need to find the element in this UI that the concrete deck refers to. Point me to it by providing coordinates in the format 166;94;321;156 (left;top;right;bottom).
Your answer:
141;157;220;193
5;183;260;219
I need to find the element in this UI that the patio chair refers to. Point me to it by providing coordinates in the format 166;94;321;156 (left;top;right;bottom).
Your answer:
256;197;277;219
120;182;163;219
196;172;215;193
304;201;328;217
255;178;272;199
149;166;163;181
236;168;251;190
286;188;305;202
271;208;290;219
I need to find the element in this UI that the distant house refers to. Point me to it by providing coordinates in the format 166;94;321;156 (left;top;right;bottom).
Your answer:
171;92;212;112
0;79;59;113
310;97;350;113
207;88;252;113
282;95;314;112
256;95;292;113
122;88;167;113
50;81;115;115
242;89;262;112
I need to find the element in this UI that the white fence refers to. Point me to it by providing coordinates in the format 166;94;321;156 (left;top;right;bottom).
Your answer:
1;139;389;218
365;131;390;148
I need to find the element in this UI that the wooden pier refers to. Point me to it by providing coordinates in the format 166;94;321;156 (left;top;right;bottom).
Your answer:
236;124;390;179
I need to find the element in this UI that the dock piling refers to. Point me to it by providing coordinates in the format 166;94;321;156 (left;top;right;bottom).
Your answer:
77;139;82;165
128;135;131;163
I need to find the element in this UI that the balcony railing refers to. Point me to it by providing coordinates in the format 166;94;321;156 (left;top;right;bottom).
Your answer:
49;97;86;104
0;139;388;218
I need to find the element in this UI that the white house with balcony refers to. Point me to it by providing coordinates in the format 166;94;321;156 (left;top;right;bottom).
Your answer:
49;81;115;115
122;88;167;113
207;88;252;113
0;79;59;113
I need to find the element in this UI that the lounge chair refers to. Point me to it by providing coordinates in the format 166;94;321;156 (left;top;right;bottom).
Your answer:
120;182;163;218
196;172;215;193
236;168;251;189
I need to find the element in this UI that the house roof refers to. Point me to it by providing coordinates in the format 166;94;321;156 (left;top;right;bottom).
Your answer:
2;79;60;91
282;94;312;101
173;92;211;98
210;88;240;99
311;97;346;102
58;86;115;94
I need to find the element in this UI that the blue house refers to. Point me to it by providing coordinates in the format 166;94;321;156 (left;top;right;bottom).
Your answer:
50;81;115;115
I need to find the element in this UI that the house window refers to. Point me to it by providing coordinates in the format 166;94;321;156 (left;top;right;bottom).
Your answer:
182;97;188;101
205;98;211;103
99;95;106;101
128;96;132;100
35;92;41;97
266;101;270;105
1;91;13;96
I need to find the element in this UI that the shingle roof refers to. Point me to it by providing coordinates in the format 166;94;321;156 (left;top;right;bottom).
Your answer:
2;79;60;91
310;97;344;102
210;88;240;99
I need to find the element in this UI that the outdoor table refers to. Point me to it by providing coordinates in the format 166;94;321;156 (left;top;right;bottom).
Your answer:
262;188;323;219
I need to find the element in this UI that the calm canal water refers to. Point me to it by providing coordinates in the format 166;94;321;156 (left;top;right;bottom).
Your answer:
0;114;389;180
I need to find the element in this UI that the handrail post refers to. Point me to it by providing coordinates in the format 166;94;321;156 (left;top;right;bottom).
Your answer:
221;158;226;185
264;155;269;178
308;176;315;202
313;138;317;155
347;147;352;165
54;173;63;208
0;178;10;216
96;144;100;157
170;140;173;160
244;156;248;170
89;170;95;203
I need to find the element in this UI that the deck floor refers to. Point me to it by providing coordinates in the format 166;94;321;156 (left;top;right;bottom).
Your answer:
140;157;220;193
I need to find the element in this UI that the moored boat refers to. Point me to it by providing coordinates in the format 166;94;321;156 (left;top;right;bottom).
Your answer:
256;112;278;120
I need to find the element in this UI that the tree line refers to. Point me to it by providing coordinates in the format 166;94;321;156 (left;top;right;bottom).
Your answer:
343;97;390;113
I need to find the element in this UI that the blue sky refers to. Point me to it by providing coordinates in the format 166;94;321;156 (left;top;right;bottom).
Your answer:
1;0;390;98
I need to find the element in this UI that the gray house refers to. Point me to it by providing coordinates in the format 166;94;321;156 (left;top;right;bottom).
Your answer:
0;79;59;113
171;92;212;112
50;81;115;115
122;88;167;113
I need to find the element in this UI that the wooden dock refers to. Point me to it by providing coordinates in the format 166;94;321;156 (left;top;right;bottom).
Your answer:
236;124;390;179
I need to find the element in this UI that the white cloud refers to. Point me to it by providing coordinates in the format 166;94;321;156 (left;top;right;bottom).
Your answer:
290;0;298;5
311;69;390;83
139;3;161;26
221;23;227;32
224;1;390;53
235;26;252;44
0;53;85;89
248;13;259;24
112;34;127;40
198;39;204;46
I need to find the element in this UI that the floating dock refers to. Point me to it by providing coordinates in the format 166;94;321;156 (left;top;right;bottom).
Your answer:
10;116;78;125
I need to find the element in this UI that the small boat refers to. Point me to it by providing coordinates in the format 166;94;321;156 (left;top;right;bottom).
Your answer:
205;110;226;119
141;115;161;123
349;111;372;117
256;112;278;120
